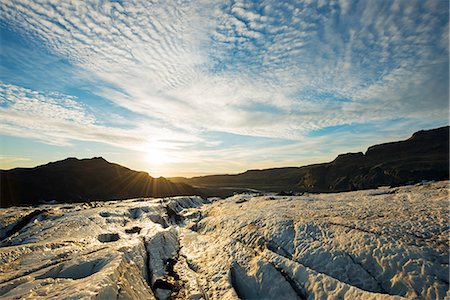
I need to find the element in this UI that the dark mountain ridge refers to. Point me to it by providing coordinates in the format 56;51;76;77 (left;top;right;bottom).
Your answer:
1;157;199;207
171;126;449;194
1;126;448;206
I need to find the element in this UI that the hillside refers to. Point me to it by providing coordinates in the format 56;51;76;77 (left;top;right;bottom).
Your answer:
1;127;448;206
0;157;199;207
171;126;449;194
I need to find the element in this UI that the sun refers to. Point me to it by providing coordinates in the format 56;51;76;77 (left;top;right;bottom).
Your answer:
146;147;168;166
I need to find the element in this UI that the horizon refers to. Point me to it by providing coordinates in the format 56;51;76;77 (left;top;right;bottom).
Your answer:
1;124;447;178
1;0;449;177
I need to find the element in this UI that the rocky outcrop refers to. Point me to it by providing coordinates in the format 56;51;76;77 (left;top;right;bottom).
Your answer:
296;126;449;192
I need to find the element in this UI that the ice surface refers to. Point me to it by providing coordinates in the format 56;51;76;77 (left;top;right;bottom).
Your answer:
0;183;448;299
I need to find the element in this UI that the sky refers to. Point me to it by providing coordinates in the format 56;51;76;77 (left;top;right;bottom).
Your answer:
0;0;448;177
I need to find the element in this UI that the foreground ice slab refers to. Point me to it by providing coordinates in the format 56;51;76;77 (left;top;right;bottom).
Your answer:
0;182;448;299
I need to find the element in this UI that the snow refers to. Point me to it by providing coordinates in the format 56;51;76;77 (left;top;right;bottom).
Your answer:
0;182;448;299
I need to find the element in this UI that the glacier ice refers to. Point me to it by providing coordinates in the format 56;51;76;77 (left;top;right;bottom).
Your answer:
0;182;448;299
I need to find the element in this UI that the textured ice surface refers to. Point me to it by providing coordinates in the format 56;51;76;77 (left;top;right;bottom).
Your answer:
0;182;448;299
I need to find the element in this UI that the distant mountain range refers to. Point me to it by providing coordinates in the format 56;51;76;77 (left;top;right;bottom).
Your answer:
1;126;448;207
170;126;449;195
0;157;199;207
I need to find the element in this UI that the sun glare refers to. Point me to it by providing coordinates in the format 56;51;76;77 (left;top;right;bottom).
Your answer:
146;148;168;166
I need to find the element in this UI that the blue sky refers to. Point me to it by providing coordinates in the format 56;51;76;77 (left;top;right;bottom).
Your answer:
0;0;448;177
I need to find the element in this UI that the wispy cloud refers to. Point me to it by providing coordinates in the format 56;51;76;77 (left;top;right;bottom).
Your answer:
0;83;200;152
0;0;448;174
0;155;31;168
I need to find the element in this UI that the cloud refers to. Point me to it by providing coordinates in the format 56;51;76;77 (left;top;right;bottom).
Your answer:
0;155;31;166
2;1;448;130
0;83;200;153
0;0;448;175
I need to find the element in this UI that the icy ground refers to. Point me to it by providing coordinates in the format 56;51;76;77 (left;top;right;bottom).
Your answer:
0;181;448;299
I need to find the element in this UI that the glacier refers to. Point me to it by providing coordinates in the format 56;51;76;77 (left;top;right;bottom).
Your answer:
0;181;448;299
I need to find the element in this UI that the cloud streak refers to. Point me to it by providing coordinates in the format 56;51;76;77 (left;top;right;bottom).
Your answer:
0;83;200;154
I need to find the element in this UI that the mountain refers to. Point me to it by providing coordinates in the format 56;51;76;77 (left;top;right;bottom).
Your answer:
170;126;449;194
0;157;200;207
1;127;448;206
